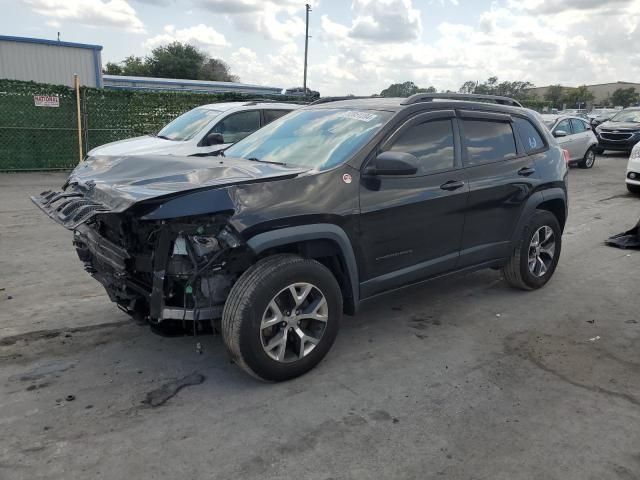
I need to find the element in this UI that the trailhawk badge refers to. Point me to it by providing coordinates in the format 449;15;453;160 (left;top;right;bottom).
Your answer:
342;173;353;184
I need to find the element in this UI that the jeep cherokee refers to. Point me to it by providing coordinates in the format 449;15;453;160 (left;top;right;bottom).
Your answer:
32;93;568;381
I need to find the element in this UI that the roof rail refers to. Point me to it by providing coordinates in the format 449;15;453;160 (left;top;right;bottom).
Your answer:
401;93;523;108
309;96;376;106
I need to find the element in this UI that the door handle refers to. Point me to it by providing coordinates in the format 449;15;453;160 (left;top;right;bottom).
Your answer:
440;180;465;191
518;167;536;177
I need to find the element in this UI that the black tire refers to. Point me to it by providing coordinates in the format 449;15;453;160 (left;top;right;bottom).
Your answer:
578;147;596;169
222;254;342;381
595;147;604;154
627;183;640;195
502;210;562;290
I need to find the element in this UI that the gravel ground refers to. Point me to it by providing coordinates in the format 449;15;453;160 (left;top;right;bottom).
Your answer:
1;154;639;480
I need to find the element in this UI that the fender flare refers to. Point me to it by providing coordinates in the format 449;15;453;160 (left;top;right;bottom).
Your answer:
510;188;567;244
246;224;360;310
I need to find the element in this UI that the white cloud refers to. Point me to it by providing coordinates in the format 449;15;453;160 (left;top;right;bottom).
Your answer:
198;0;313;42
21;0;145;33
312;0;640;95
143;24;229;52
349;0;422;43
230;44;303;88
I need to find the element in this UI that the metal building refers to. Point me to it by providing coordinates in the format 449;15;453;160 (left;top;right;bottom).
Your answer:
103;75;285;96
0;35;103;88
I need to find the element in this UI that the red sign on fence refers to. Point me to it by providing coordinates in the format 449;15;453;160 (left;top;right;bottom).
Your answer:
33;95;60;107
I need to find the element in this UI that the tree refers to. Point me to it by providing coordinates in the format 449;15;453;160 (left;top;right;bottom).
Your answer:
544;85;565;109
458;78;533;99
380;81;420;97
564;85;595;108
459;81;477;94
199;58;239;82
146;42;205;79
103;42;240;82
103;62;122;75
611;88;639;107
120;56;150;76
417;86;437;93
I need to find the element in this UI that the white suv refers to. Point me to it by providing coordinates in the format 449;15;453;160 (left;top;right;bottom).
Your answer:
626;143;640;194
86;102;300;158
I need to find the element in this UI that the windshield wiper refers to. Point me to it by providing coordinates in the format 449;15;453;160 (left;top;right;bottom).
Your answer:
156;134;173;140
246;157;286;166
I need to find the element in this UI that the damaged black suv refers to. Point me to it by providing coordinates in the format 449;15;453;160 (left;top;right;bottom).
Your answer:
32;94;568;381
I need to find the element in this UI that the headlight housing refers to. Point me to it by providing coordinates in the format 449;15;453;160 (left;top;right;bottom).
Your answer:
630;143;640;160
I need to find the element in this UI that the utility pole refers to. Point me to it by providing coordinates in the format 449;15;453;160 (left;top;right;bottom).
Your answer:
303;3;311;94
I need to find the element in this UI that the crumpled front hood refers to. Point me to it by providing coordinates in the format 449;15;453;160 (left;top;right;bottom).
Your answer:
65;154;309;212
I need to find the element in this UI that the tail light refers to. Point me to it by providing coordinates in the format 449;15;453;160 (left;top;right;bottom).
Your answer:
562;149;571;163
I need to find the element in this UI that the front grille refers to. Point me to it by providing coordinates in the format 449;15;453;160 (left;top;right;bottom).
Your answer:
600;132;633;141
31;189;109;229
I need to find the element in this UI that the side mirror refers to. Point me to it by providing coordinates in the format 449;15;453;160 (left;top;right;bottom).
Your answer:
204;132;224;146
365;151;418;176
554;130;568;138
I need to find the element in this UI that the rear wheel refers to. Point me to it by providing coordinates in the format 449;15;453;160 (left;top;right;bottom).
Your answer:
222;254;342;381
502;210;562;290
627;183;640;195
579;147;596;169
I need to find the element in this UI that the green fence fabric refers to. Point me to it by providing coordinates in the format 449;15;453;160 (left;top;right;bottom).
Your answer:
0;79;302;171
0;80;79;170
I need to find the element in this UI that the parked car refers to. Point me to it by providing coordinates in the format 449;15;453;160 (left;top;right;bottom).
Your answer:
594;108;640;154
626;143;640;194
588;108;620;129
543;115;598;168
286;87;320;99
32;93;568;381
559;109;589;120
86;102;300;158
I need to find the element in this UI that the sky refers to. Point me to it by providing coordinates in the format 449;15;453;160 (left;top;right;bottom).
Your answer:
2;0;640;96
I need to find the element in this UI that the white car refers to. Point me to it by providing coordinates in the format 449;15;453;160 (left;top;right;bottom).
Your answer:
87;102;300;157
626;143;640;194
541;115;599;168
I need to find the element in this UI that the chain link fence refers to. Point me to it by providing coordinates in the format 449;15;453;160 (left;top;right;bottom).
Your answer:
0;79;302;171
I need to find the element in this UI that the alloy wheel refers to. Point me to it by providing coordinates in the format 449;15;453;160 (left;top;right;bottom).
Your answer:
528;226;556;277
585;150;595;168
260;283;328;363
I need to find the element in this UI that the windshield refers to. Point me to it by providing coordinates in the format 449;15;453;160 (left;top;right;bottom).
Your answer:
224;108;392;170
610;110;640;123
157;107;221;141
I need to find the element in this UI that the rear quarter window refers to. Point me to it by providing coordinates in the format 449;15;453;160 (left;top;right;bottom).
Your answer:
513;117;546;154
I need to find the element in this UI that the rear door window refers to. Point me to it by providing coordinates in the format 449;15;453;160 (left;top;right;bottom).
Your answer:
387;119;455;175
263;109;290;125
461;120;517;166
513;117;545;154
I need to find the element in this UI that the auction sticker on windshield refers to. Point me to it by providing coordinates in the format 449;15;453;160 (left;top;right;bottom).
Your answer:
337;111;377;122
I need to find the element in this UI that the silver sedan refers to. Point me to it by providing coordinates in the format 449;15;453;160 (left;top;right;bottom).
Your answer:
541;115;599;168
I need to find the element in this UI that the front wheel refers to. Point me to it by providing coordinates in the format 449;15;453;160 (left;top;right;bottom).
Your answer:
579;147;596;169
627;183;640;195
502;210;562;290
222;254;342;381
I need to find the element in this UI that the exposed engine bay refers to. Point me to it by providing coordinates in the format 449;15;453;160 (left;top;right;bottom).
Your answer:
35;187;250;324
